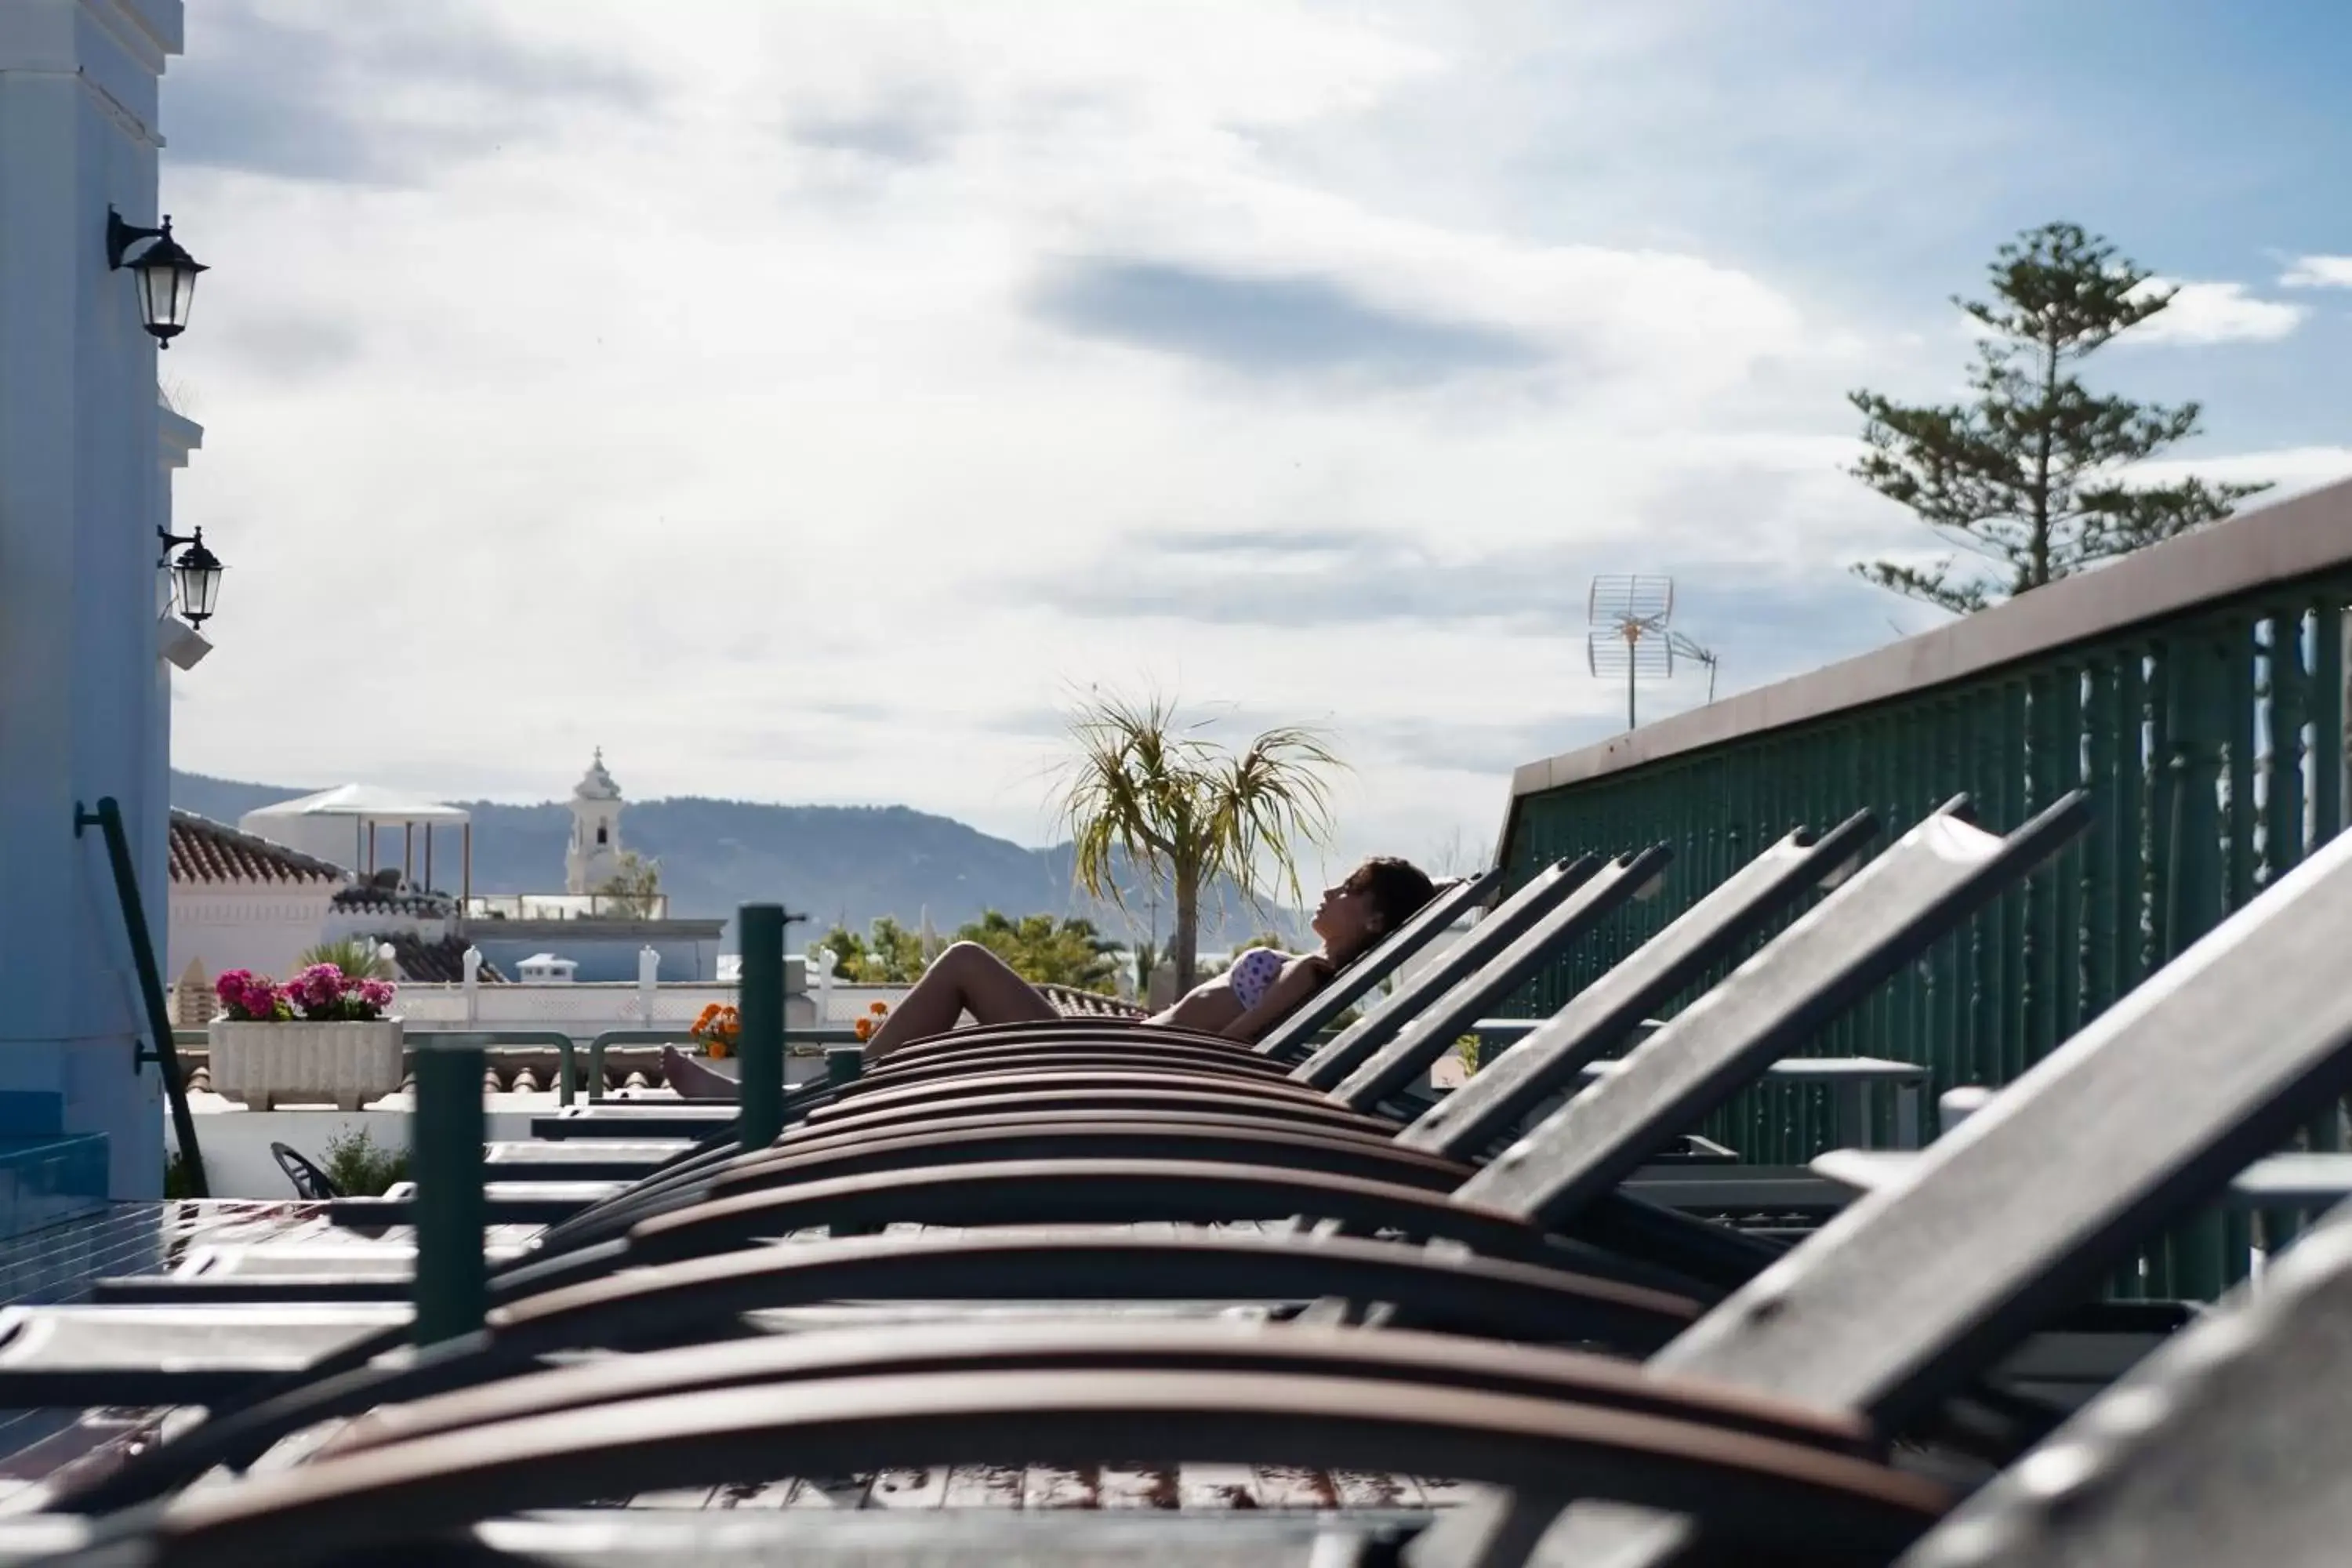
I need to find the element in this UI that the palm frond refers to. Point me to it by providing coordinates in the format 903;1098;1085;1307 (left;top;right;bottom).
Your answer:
1054;688;1213;911
1209;724;1345;913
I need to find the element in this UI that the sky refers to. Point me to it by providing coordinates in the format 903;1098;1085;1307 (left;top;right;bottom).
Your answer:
161;0;2352;879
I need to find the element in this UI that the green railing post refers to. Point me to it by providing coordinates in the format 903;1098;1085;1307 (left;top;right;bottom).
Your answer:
2308;605;2347;1157
75;797;208;1198
739;904;786;1152
2164;629;2231;1301
412;1036;487;1345
826;1044;864;1087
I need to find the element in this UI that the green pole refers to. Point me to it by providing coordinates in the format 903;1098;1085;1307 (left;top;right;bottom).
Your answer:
412;1036;487;1345
739;904;785;1151
826;1044;865;1087
76;798;209;1196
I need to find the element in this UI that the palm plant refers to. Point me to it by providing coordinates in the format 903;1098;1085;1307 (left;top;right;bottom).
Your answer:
1056;691;1342;995
296;938;394;981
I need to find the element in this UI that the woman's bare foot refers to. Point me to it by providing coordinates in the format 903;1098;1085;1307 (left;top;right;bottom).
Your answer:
661;1045;739;1101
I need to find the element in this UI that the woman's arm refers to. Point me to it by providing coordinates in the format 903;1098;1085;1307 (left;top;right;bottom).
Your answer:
1219;954;1332;1042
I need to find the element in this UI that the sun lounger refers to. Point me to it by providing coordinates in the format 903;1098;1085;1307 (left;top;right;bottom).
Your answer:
420;806;1971;1257
463;847;1679;1217
42;1319;1949;1567
24;801;2074;1514
45;789;2352;1565
518;865;1512;1145
912;863;1511;1067
91;803;1998;1331
1418;804;2352;1566
1890;1199;2352;1568
348;822;1850;1249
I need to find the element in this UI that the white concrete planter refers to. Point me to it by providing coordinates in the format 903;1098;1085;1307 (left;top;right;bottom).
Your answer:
209;1018;405;1111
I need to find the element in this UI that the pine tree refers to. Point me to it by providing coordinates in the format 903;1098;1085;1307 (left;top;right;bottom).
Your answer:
1850;221;2270;615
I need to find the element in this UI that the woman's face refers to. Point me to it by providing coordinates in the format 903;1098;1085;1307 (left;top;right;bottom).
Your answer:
1310;872;1380;953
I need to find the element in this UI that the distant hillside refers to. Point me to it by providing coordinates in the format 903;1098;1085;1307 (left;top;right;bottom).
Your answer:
172;771;1307;950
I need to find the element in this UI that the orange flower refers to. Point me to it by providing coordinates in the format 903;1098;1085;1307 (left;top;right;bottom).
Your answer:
695;1003;742;1052
854;1016;875;1042
869;1000;889;1015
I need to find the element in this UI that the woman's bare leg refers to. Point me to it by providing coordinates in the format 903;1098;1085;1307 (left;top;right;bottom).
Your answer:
659;944;1058;1098
862;942;1056;1062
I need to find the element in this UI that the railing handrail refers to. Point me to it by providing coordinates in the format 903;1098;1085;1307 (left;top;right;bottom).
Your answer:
1508;475;2352;811
462;892;681;920
78;797;208;1197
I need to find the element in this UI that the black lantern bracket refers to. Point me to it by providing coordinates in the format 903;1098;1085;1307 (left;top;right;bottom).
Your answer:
107;208;181;270
157;525;223;627
107;206;207;349
155;525;201;568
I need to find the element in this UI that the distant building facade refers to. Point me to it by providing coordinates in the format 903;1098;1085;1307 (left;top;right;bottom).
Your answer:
165;811;347;985
564;750;625;895
463;753;724;982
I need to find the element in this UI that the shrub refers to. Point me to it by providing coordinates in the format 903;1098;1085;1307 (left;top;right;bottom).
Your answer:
1452;1035;1481;1076
322;1127;409;1196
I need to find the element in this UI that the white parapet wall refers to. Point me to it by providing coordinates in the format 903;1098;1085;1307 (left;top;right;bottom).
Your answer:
388;980;813;1032
168;971;885;1040
172;1058;833;1200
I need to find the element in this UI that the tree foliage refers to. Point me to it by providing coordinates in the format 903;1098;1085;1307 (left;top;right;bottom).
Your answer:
956;910;1125;992
816;916;928;983
815;910;1126;995
1055;690;1342;994
593;851;662;918
1850;220;2270;615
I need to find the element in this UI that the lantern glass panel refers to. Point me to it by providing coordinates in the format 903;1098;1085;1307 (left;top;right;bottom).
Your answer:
136;255;198;336
173;554;221;621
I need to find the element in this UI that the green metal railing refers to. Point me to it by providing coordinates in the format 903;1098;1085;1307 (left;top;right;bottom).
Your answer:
172;1025;865;1109
1501;538;2352;1300
78;797;207;1198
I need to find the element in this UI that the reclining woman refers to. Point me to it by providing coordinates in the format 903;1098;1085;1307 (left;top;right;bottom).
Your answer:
662;857;1438;1099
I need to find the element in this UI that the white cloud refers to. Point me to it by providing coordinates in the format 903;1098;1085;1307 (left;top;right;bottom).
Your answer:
157;2;2322;874
2122;445;2352;500
2126;279;2306;345
2279;255;2352;289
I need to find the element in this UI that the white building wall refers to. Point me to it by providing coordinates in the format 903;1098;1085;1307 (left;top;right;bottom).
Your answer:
565;797;622;895
0;0;188;1197
167;885;339;984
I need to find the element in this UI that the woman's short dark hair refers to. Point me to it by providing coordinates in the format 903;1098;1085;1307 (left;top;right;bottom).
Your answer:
1337;856;1438;960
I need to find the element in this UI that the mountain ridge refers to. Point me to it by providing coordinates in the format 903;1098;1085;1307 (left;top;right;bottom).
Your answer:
169;770;1308;949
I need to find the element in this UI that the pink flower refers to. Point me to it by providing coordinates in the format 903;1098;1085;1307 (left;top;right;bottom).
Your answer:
287;964;350;1018
213;969;285;1022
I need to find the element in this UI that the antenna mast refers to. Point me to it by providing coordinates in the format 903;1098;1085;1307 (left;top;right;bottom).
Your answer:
1586;575;1722;730
1586;574;1675;731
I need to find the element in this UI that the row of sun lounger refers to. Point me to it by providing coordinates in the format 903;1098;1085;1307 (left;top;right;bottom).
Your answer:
0;786;2345;1564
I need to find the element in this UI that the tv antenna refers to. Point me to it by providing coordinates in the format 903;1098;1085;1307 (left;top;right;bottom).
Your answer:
1586;574;1720;731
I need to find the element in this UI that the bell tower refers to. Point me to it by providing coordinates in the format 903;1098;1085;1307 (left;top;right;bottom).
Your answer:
564;749;624;895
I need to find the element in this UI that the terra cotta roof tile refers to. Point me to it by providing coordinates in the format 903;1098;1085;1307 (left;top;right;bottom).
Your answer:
167;811;345;887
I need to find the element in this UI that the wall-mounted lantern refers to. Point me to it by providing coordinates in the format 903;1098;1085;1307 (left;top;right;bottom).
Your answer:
157;526;223;626
107;207;208;348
